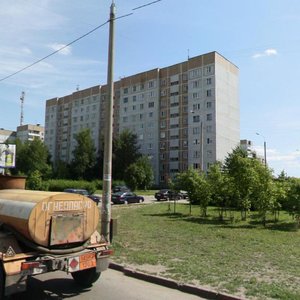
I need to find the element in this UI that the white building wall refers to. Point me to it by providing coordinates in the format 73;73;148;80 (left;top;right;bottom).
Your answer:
215;58;240;162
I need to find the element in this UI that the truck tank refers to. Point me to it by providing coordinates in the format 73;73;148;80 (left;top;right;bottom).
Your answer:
0;189;99;248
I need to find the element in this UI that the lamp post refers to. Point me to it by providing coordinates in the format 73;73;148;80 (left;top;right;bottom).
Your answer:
256;132;267;167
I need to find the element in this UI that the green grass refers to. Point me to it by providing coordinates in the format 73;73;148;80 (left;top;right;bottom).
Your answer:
110;203;300;300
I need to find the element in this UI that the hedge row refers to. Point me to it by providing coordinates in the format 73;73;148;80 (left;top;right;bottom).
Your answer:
45;179;127;194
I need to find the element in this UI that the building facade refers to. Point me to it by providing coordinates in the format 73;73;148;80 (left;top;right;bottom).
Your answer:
44;51;240;185
16;124;44;143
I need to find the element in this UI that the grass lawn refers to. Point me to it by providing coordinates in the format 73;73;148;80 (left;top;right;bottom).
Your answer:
110;202;300;300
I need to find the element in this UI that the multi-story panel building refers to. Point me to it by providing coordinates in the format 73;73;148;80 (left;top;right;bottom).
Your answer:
16;124;44;143
0;129;16;144
44;51;239;185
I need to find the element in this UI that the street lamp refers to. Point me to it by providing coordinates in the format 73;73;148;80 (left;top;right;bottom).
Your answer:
256;132;267;167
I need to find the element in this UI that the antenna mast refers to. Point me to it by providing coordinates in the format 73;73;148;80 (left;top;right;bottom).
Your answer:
20;91;25;126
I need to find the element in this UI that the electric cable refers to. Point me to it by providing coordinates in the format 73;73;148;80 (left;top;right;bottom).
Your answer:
0;0;163;83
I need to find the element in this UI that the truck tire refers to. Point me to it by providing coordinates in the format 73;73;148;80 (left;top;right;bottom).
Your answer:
71;267;101;287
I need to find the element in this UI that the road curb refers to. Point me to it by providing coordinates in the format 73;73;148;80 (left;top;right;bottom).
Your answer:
109;262;246;300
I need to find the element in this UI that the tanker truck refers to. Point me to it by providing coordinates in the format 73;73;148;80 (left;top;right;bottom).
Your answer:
0;188;112;297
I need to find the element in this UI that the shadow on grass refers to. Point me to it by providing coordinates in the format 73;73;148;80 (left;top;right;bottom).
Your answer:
143;211;298;232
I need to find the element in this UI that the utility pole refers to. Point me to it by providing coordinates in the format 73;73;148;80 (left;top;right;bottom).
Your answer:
256;132;267;167
101;1;116;242
20;91;25;126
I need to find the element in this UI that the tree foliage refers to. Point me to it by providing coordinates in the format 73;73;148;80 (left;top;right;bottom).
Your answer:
112;129;141;180
12;138;52;178
124;156;154;191
71;128;96;180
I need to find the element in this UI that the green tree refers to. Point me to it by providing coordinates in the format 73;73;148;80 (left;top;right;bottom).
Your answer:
286;182;300;228
71;128;96;179
251;159;276;226
13;138;52;178
223;147;255;220
113;129;141;180
172;168;211;217
124;156;154;191
207;162;234;220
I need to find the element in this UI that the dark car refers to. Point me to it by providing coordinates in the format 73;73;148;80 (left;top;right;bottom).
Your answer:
63;188;101;205
112;185;130;193
154;189;182;201
111;192;144;205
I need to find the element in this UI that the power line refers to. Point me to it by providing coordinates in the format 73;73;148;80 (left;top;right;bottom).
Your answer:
0;0;162;83
132;0;162;11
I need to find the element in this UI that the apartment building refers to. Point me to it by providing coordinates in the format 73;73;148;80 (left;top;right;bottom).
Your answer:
44;51;240;185
16;124;44;143
0;129;16;144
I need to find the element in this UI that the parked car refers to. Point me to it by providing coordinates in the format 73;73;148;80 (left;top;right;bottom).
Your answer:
111;192;144;204
63;188;101;205
154;189;182;201
180;190;189;199
112;185;130;193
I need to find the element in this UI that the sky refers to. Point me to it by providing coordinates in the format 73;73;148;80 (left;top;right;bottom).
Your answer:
1;0;300;177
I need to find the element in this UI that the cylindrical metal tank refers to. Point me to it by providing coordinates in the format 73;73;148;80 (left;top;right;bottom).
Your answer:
0;189;99;248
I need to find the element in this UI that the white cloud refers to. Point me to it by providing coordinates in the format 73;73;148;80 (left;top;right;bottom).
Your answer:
252;48;278;59
48;43;72;55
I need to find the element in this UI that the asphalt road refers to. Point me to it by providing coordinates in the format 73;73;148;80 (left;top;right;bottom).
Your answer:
8;269;203;300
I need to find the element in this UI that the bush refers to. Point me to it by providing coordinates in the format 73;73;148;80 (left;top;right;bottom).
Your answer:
26;170;49;191
46;179;97;194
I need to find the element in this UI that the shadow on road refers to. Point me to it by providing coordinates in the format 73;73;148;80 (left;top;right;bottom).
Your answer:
8;276;91;300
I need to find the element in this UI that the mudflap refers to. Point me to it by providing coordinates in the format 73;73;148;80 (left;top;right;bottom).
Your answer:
4;273;27;296
96;257;110;273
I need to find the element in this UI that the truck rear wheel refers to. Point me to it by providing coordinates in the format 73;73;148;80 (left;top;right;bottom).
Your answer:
71;267;101;287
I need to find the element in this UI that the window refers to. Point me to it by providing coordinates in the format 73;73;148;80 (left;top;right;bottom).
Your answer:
193;127;200;134
207;138;212;144
160;132;166;138
123;116;128;122
140;103;144;110
132;105;136;110
192;92;199;99
207;101;212;108
207;113;212;121
148;102;154;108
148;81;154;88
132;85;137;92
207;78;212;85
192;81;199;88
160;120;166;128
206;125;213;133
123;97;128;103
149;91;155;98
133;95;137;102
206;89;212;97
193;103;200;110
149;112;153;118
193;115;200;123
123;87;128;94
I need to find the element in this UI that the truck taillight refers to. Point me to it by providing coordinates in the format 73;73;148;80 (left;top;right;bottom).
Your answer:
100;249;113;256
21;261;41;270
